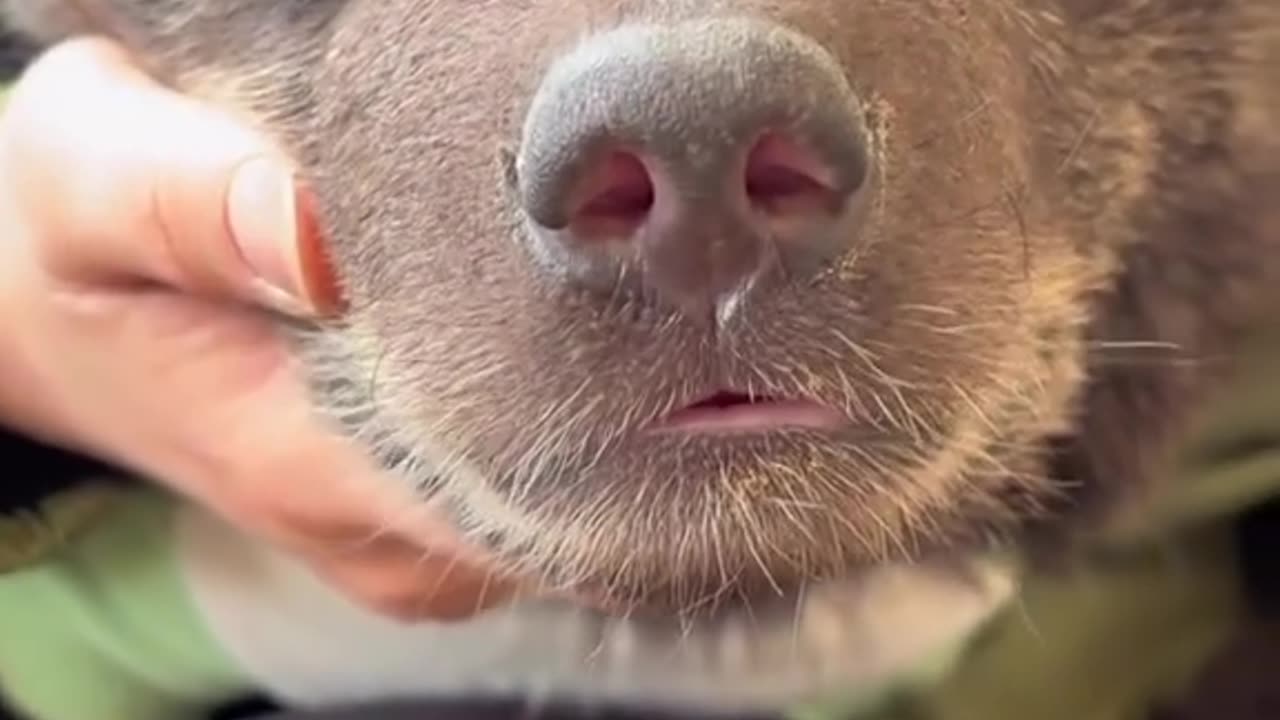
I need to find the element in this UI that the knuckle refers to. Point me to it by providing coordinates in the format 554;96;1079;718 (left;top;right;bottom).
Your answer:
332;557;509;623
208;485;375;556
218;459;382;552
349;578;436;622
268;500;377;548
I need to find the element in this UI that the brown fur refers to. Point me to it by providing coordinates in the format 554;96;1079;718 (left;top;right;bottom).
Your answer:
6;0;1279;636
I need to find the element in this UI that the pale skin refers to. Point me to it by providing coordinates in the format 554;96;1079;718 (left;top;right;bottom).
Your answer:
0;36;520;621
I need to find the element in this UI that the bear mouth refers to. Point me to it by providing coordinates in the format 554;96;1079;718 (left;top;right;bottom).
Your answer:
650;390;846;434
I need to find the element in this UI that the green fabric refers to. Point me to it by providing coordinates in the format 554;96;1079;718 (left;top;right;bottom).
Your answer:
811;324;1280;720
788;527;1240;720
1110;324;1280;543
788;631;984;720
0;482;123;573
866;529;1242;720
0;489;253;720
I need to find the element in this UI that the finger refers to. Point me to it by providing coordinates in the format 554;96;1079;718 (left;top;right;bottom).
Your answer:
310;545;521;622
156;343;514;577
225;429;525;621
0;37;343;316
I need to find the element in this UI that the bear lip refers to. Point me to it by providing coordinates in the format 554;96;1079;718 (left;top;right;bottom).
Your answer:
651;391;846;434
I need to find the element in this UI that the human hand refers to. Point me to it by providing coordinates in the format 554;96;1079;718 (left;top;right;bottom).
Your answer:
0;37;519;621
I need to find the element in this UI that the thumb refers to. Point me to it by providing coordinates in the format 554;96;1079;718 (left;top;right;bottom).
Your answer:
0;37;342;316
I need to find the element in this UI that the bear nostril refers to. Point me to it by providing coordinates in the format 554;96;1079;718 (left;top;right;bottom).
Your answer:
744;131;846;217
569;150;655;241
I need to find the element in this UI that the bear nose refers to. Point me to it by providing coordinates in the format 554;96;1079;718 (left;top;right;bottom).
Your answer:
514;18;873;324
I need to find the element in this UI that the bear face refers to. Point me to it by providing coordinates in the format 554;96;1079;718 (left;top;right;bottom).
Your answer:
300;1;1085;613
5;0;1278;694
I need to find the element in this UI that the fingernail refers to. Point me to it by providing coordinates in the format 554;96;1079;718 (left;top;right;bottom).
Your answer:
227;156;306;305
295;183;348;316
